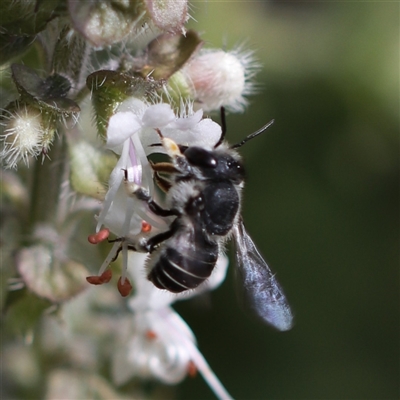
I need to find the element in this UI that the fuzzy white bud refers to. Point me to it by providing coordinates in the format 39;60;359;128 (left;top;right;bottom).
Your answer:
145;0;189;34
0;105;47;169
182;49;257;112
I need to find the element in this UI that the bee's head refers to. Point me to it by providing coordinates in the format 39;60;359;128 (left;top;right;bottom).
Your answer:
182;145;245;184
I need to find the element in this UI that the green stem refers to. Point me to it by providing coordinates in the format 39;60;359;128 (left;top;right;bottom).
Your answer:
27;134;67;234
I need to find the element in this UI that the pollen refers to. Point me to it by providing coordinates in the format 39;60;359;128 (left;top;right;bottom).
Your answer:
162;137;181;157
141;221;152;233
187;361;197;377
145;330;157;340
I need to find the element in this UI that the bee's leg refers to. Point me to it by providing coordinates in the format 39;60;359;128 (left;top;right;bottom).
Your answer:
150;161;175;192
150;161;177;174
154;171;172;192
144;220;179;253
108;238;143;257
132;186;179;217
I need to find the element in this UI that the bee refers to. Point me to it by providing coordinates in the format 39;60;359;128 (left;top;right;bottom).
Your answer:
127;113;293;331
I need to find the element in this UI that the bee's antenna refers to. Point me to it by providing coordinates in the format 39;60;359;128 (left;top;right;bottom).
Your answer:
214;107;227;148
230;119;275;149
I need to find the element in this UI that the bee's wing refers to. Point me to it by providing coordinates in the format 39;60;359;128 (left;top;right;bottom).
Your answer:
232;218;293;331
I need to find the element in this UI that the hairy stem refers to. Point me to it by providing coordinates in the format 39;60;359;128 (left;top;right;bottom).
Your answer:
27;134;67;234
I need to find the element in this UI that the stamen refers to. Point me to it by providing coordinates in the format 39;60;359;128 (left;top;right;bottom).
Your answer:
86;276;102;284
146;330;157;340
100;269;113;283
86;269;113;285
187;361;197;377
98;241;121;276
117;276;133;297
88;228;110;244
121;196;136;236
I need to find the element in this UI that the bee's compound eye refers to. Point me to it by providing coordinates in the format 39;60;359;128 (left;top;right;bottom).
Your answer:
184;147;217;168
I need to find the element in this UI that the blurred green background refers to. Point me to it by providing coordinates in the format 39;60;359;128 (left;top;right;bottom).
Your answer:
175;2;399;399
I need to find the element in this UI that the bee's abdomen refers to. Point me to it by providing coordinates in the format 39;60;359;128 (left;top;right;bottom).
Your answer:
148;246;218;293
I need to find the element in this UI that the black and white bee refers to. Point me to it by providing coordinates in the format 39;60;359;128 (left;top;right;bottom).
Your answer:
127;113;293;331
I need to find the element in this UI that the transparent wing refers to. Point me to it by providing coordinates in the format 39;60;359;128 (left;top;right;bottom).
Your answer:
232;219;293;331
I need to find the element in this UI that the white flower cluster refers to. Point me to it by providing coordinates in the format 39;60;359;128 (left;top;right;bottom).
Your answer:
94;99;222;280
112;252;231;400
89;99;233;398
1;1;262;398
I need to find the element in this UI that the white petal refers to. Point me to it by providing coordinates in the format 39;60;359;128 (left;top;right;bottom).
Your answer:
170;109;203;130
142;104;175;128
194;118;222;146
137;126;164;153
103;185;143;237
107;112;142;151
117;97;147;114
115;308;194;384
96;141;129;232
162;117;222;149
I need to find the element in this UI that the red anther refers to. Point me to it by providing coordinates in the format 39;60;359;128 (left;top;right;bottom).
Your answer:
86;276;102;285
86;269;112;285
99;269;112;283
117;277;132;297
146;330;157;340
88;228;110;244
87;234;98;244
187;361;197;377
141;221;152;233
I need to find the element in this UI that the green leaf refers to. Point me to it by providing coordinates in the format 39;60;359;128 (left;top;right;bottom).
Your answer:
11;64;80;114
52;25;89;90
0;0;61;36
87;70;162;139
0;33;35;65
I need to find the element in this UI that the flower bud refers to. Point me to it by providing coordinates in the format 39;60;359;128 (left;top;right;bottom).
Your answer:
0;103;54;169
179;48;257;112
68;0;189;48
144;0;189;34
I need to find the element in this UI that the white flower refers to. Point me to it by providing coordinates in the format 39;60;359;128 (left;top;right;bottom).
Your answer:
94;99;222;285
112;252;233;399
